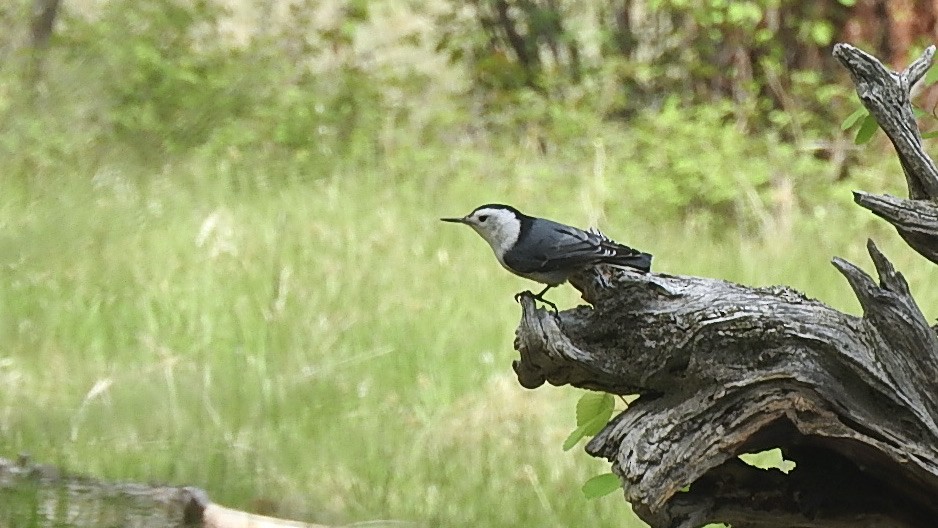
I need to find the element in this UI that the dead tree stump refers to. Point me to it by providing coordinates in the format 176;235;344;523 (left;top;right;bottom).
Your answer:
512;44;938;528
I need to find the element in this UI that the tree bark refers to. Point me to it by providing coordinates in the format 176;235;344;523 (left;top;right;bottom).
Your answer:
512;45;938;528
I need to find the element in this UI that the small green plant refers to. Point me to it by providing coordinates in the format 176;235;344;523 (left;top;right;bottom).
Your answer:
564;391;624;499
582;472;621;499
840;107;878;144
841;49;938;144
563;391;615;451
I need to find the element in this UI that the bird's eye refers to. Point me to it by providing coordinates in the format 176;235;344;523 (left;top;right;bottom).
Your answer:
478;215;489;222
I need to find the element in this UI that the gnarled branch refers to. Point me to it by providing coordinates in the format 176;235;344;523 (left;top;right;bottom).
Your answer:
853;191;938;263
513;241;938;527
833;43;938;264
512;44;938;528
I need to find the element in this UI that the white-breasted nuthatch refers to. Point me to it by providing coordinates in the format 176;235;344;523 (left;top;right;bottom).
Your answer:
441;204;652;311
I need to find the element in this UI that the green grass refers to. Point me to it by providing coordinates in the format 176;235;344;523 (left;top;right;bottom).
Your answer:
0;153;640;525
2;112;938;528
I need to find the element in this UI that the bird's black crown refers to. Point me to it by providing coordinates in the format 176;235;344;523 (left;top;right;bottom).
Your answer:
471;203;528;218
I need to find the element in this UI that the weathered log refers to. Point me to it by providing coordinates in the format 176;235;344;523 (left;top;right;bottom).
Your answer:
833;43;938;264
513;242;938;527
512;44;938;528
0;456;339;528
0;455;203;528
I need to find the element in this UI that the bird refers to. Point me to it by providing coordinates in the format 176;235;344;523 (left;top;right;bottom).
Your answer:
441;204;652;312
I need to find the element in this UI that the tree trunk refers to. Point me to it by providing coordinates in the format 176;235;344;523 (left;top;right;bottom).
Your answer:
26;0;61;87
30;0;60;50
511;44;938;528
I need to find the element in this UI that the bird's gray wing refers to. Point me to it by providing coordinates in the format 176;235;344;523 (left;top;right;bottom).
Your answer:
503;221;620;273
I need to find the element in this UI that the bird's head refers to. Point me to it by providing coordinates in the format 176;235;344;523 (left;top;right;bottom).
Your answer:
441;204;524;256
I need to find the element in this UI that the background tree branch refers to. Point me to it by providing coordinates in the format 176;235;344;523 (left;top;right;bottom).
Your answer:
833;43;938;264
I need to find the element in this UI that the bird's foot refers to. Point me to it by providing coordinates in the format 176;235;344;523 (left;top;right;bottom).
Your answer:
535;295;559;315
515;290;559;315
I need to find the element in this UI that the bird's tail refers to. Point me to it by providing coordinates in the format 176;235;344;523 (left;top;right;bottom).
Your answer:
589;228;653;272
609;251;652;273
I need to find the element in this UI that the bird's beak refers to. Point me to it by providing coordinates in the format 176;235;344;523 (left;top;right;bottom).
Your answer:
440;216;469;224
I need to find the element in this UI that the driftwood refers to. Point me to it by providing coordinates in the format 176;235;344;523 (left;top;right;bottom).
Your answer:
0;456;338;528
512;44;938;528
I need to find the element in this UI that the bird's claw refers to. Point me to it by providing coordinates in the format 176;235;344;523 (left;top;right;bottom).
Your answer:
537;297;560;315
515;290;559;315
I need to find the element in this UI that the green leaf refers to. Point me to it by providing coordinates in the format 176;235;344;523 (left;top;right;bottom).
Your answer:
564;392;616;451
854;113;879;144
840;107;867;131
576;391;614;426
581;404;613;436
582;473;622;499
562;411;614;451
562;421;590;451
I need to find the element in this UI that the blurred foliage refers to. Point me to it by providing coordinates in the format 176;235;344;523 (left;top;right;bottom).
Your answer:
1;0;384;169
63;0;248;152
618;99;831;227
0;0;902;228
434;0;861;135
